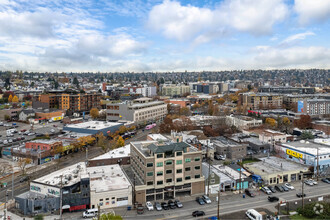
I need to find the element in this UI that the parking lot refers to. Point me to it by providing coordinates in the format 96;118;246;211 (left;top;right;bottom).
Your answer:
0;120;63;148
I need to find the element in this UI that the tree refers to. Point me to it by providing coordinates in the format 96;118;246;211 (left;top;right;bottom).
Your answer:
4;77;10;90
96;133;108;153
18;158;32;175
217;98;225;105
179;107;190;116
4;114;10;121
100;213;123;220
295;115;312;129
52;146;64;170
265;118;277;128
12;95;19;103
300;131;314;140
116;136;125;148
30;82;35;87
8;94;13;102
118;125;128;135
282;117;291;133
73;77;79;88
0;162;11;176
90;108;99;119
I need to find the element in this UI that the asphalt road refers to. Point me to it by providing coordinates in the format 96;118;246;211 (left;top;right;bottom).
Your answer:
0;129;151;203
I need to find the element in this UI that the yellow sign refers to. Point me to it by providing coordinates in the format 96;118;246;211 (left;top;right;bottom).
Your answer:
286;149;303;159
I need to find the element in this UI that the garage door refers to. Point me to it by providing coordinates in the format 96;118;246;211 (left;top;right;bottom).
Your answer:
116;197;129;206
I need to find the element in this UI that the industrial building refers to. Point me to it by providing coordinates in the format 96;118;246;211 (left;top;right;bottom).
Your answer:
63;121;123;135
211;136;248;160
277;139;330;174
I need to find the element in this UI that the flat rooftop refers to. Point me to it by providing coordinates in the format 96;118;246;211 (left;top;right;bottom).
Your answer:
88;164;131;193
147;134;168;141
244;156;309;175
27;139;61;144
64;121;122;130
91;145;130;161
212;136;240;146
246;129;285;136
33;162;88;187
282;139;330;156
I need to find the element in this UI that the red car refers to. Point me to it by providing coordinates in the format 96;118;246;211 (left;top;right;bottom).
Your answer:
21;129;27;132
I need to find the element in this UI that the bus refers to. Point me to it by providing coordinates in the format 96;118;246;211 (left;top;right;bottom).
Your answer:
145;123;156;130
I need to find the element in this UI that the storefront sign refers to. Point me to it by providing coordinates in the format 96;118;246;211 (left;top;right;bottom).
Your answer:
286;149;303;159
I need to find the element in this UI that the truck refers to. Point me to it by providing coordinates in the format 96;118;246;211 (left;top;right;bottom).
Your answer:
49;116;63;123
246;209;263;220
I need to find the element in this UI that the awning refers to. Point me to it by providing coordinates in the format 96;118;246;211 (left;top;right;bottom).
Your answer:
62;205;70;209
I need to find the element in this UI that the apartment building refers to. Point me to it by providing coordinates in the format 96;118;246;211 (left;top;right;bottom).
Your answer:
302;99;330;115
258;86;315;94
32;91;101;112
161;84;190;97
241;93;283;110
283;94;330;109
106;98;167;124
211;136;247;160
129;141;205;203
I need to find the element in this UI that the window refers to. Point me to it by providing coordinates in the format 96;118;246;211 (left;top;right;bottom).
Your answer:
177;178;182;182
106;198;109;201
176;151;182;156
100;199;103;201
166;170;172;174
147;172;153;177
185;167;191;172
147;163;153;167
195;166;200;170
166;179;172;183
157;181;163;185
157;171;163;176
185;158;191;163
157;162;163;167
147;181;153;185
194;157;200;161
177;169;182;174
176;160;182;165
165;160;172;165
157;154;163;158
185;176;191;180
210;179;215;184
195;175;200;179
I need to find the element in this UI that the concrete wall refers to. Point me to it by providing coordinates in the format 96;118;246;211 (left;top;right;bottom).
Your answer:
88;156;130;167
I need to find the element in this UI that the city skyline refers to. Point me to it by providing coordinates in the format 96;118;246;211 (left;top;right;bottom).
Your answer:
1;0;330;72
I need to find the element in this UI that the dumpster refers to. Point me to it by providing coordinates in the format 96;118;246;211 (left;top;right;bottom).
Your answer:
243;194;245;198
127;206;131;211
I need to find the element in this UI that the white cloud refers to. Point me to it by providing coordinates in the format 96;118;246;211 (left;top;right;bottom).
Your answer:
280;31;315;45
294;0;330;25
148;0;289;42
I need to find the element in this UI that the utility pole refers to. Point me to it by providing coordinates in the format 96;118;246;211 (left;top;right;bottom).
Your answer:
217;178;221;220
60;175;63;220
239;161;242;194
301;171;304;209
207;144;211;196
316;147;319;181
86;147;88;165
4;190;8;220
12;165;14;199
97;204;101;220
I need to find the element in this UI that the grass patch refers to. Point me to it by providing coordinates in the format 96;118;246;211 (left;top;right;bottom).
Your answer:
242;158;261;164
290;214;313;220
32;136;50;140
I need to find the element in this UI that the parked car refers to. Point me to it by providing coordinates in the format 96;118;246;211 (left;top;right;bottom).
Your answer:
21;129;26;132
268;196;279;202
35;133;43;137
261;187;272;195
21;136;25;140
174;199;183;208
19;176;30;182
321;178;330;184
214;154;225;160
168;200;176;209
304;180;314;186
161;202;169;210
146;201;153;211
28;133;35;136
268;186;276;193
192;211;205;217
308;179;318;185
3;140;8;145
296;193;306;198
284;183;294;190
196;197;205;205
275;185;284;192
8;139;13;143
281;185;289;191
0;140;3;144
245;189;256;197
202;195;212;204
154;202;162;211
137;204;144;214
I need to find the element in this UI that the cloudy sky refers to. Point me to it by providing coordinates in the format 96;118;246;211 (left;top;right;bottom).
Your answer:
0;0;330;72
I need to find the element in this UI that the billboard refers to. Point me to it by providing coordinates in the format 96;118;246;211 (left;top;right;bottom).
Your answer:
298;100;304;113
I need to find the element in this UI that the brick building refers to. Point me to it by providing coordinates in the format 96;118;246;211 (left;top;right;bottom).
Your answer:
241;93;283;110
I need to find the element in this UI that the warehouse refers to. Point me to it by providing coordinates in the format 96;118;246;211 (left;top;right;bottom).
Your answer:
277;139;330;174
63;121;123;135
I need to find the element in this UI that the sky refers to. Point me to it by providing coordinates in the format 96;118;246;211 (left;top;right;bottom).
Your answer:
0;0;330;72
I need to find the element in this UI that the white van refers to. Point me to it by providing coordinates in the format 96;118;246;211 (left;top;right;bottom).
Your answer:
83;209;98;218
246;209;263;220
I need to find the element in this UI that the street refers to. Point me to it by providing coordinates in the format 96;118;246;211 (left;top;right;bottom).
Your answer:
58;180;330;220
0;129;151;203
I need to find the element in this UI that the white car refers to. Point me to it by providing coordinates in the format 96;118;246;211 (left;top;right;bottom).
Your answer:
28;133;35;136
202;195;212;204
308;179;318;185
146;201;154;211
284;183;294;190
3;140;8;144
262;187;272;195
8;139;13;143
